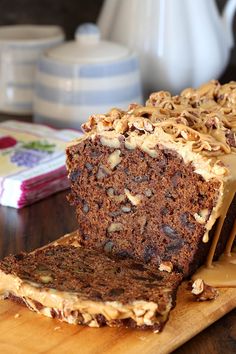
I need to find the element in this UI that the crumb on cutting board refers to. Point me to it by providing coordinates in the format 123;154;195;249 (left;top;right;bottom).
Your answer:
54;326;61;331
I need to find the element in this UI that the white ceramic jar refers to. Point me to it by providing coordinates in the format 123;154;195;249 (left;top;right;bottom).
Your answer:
0;25;64;114
33;23;143;129
98;0;236;96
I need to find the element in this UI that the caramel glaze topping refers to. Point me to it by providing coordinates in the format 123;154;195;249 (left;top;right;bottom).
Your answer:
83;80;236;157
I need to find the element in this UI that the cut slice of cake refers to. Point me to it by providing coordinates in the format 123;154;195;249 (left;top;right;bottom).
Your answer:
0;238;182;332
66;80;235;278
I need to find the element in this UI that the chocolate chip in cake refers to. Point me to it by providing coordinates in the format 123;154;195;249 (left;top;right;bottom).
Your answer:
129;262;146;271
160;207;169;216
108;288;125;297
90;150;102;158
37;264;49;271
147;272;164;281
74;266;94;274
121;205;132;213
81;233;89;241
180;212;195;230
104;240;114;253
85;162;93;171
166;239;184;251
145;283;160;289
116;250;131;259
162;225;179;239
69;169;81;182
133;175;149;183
132;275;151;282
82;202;89;214
164;191;176;201
171;171;182;187
14;254;24;261
50;308;57;318
32;300;44;311
144;189;153;197
143;245;156;263
91;291;102;300
108;210;122;218
115;266;122;274
96;314;106;326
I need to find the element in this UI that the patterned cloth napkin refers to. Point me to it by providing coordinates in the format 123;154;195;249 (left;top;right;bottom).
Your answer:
0;120;81;208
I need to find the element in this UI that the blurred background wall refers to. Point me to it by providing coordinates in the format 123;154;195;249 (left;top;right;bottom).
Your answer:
0;0;234;67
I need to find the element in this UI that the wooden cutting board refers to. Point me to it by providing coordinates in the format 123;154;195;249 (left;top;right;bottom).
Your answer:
0;283;236;354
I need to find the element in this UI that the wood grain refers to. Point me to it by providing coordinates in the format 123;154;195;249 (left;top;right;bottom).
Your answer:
0;282;236;354
0;190;78;258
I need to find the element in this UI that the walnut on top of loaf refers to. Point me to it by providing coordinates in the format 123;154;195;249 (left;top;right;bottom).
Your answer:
82;80;236;157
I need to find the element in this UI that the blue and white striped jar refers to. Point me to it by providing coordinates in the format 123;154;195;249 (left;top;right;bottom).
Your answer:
0;25;64;115
33;24;143;129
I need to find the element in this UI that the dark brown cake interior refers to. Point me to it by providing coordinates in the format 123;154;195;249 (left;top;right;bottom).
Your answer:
67;137;221;276
0;244;181;304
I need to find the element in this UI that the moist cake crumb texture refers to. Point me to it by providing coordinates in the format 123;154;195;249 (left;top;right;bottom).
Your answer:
67;137;221;276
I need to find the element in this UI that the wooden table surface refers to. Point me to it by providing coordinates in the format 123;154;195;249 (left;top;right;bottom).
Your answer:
0;66;236;353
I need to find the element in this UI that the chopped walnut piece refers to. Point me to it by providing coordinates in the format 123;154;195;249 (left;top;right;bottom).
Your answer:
124;189;143;206
226;130;236;148
144;121;154;132
100;135;121;149
106;188;125;203
113;118;128;134
138;216;147;234
191;279;219;301
108;150;122;169
192;278;204;294
96;165;111;180
107;223;123;233
158;261;173;273
194;209;209;224
128;103;142;111
39;274;53;284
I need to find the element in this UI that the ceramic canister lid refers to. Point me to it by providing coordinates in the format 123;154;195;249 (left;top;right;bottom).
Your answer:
46;23;130;64
0;25;64;44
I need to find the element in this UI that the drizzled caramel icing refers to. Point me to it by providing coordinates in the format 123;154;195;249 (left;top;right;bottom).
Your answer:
82;80;236;158
193;154;236;287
